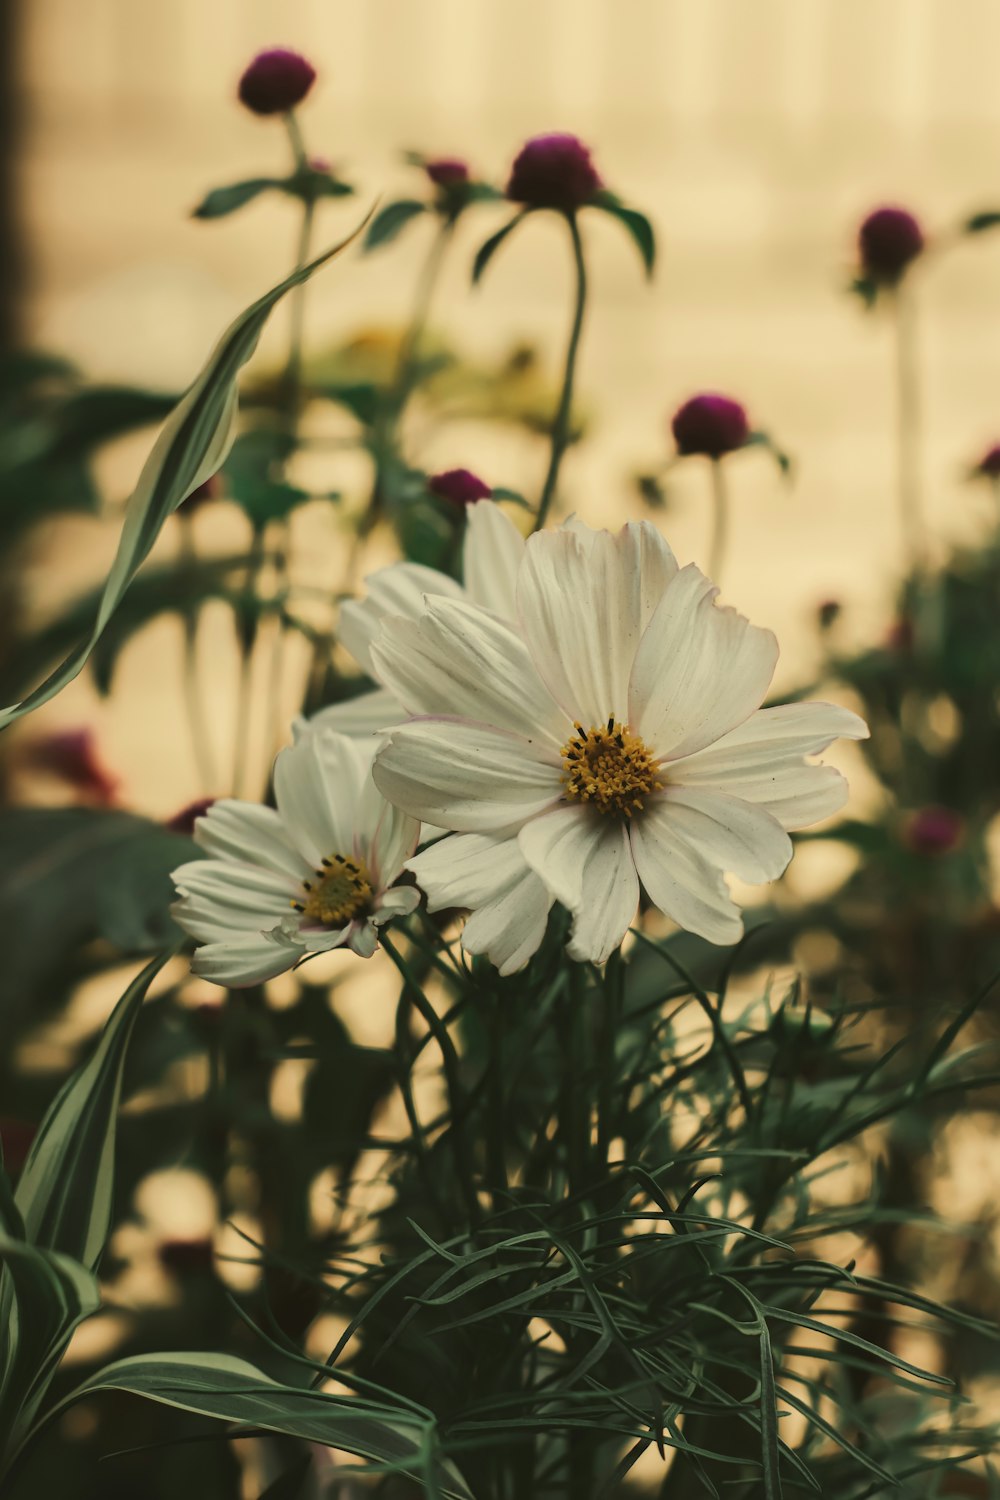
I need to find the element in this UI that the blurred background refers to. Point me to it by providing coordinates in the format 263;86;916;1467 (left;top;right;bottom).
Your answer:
11;0;1000;813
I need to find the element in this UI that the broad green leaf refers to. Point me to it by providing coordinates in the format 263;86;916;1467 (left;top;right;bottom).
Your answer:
363;199;427;252
964;210;1000;235
0;1234;100;1461
472;214;526;284
0;809;195;1023
15;950;174;1270
59;1353;473;1499
193;177;289;220
592;191;657;277
0;213;370;730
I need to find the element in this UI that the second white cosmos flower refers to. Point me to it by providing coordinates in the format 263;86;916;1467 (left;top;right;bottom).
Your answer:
370;521;868;964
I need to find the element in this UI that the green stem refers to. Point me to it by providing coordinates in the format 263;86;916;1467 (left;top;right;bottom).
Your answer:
534;211;588;533
894;283;924;574
380;934;481;1230
177;512;218;791
708;456;728;583
231;523;265;799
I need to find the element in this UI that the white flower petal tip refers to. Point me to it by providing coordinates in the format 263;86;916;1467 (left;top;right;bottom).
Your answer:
406;833;552;975
171;726;418;987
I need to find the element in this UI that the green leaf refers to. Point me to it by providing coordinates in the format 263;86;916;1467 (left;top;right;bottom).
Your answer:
472;215;526;285
15;950;174;1270
363;199;428;252
745;430;794;481
0;1234;100;1459
0;211;371;730
488;486;531;509
192;178;288;220
964;210;1000;235
59;1353;473;1498
592;191;657;277
0;809;193;1023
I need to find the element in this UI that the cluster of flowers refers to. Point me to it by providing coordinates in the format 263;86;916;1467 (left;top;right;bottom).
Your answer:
172;508;867;984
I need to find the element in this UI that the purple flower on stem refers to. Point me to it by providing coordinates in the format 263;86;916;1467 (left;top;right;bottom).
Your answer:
238;49;316;116
425;158;470;190
506;133;603;212
671;394;750;459
26;728;120;805
428;469;493;507
858;206;925;285
901;805;964;857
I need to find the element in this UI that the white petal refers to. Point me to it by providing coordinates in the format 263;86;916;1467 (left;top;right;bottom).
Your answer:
171;859;294;930
305;687;406;740
365;797;420;887
371;596;564;744
298;922;351;953
630;802;745;945
669;701;869;830
372;885;421;923
407;832;551;975
347;920;379;958
563;820;640;966
650;787;792;883
192;800;309;881
462;500;525;621
374;720;563;833
192;933;302;988
339;562;464;673
273;730;369;867
517;803;596;909
518;527;662;725
629;564;778;762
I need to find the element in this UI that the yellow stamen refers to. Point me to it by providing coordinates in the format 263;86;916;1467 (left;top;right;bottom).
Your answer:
290;852;372;926
561;718;660;818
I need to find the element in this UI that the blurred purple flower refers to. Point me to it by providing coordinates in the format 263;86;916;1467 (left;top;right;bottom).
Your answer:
902;805;964;857
26;727;120;805
428;468;493;507
506;133;602;212
425;157;470;189
166;797;216;835
858;207;924;285
671;394;750;459
238;48;316;116
974;443;1000;479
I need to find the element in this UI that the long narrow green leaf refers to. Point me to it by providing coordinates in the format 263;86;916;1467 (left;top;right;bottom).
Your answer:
15;949;174;1269
0;213;369;729
55;1354;472;1499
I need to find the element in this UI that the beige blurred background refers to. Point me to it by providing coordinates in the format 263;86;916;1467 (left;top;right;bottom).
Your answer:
14;0;1000;815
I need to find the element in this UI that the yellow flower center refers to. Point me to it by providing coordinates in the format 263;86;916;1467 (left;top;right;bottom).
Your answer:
291;853;373;927
561;718;661;818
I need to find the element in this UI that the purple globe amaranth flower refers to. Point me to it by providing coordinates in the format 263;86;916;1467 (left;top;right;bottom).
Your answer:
671;393;750;459
425;157;469;189
238;48;316;116
506;133;603;212
26;727;120;805
428;468;493;507
858;206;925;285
901;805;965;857
166;797;216;834
974;443;1000;479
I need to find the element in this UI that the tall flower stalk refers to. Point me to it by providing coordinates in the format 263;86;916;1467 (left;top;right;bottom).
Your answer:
893;281;924;572
535;212;587;533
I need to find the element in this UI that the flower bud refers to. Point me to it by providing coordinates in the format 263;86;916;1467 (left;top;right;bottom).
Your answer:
671;393;749;459
506;133;602;211
858;206;924;285
901;805;964;857
166;797;216;835
428;468;493;507
974;443;1000;479
425;157;469;189
26;728;120;805
238;48;316;116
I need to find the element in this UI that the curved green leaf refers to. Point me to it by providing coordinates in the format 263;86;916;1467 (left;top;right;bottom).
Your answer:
0;211;371;730
592;191;656;277
363;199;428;252
15;950;175;1269
59;1353;473;1498
472;214;526;284
193;178;288;220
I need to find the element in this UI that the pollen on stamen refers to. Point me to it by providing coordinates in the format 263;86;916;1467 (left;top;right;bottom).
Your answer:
560;718;661;818
293;853;373;927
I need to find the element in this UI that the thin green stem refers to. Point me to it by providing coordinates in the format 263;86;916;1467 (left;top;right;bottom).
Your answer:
534;211;588;533
894;283;924;574
708;457;728;583
177;513;218;791
380;934;481;1230
231;523;266;799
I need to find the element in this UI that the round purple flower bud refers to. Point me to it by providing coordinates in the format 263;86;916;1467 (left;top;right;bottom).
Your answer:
671;393;750;459
425;158;469;189
238;49;316;116
506;133;603;212
975;443;1000;479
858;206;924;285
428;468;493;507
817;599;842;630
902;805;965;857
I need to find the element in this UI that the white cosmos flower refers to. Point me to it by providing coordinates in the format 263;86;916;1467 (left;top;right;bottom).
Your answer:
370;521;869;966
171;730;420;987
